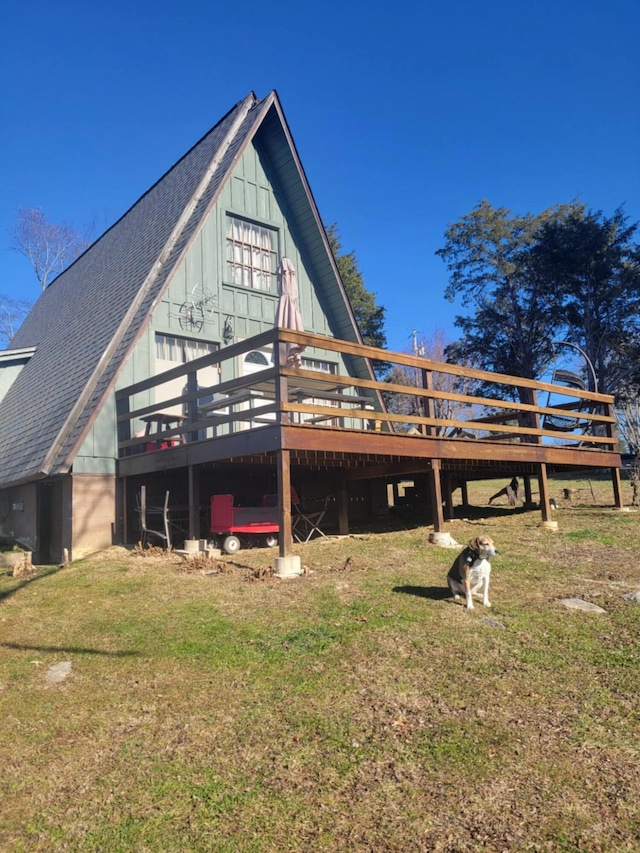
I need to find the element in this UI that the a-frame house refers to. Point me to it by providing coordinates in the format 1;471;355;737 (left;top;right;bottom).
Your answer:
0;91;623;568
0;92;370;563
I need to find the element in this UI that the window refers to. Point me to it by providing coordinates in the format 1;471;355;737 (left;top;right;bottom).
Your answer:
301;357;337;375
298;357;339;424
226;216;277;291
244;351;270;367
155;333;218;363
154;334;220;416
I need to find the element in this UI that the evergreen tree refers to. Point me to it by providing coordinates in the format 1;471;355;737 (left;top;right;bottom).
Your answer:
533;205;640;395
437;200;640;398
436;200;573;399
325;223;387;351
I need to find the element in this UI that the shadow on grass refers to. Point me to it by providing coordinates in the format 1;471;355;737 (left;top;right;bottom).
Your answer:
1;642;140;657
0;565;64;603
225;559;265;571
393;585;451;601
452;504;533;520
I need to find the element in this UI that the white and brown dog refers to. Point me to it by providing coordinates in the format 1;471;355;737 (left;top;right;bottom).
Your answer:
447;535;498;609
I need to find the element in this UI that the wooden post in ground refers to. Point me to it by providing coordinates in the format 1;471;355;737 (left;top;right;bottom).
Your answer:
460;480;469;510
273;338;300;577
604;400;624;509
188;465;200;540
537;463;555;525
275;448;301;577
611;466;624;509
443;474;454;520
276;449;292;558
120;475;128;545
428;459;445;533
336;477;349;535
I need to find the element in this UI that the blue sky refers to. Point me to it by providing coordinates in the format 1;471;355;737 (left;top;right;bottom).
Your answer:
2;0;638;352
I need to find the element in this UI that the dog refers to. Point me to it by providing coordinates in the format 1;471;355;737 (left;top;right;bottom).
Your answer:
447;535;498;610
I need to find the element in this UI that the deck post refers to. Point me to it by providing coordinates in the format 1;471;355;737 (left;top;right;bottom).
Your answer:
523;475;533;505
115;394;131;457
428;459;445;532
186;369;198;442
275;448;301;577
611;466;624;509
536;463;557;528
521;387;540;442
120;475;128;545
336;478;349;535
604;400;624;509
460;480;469;510
188;465;200;540
443;474;454;520
273;333;290;426
422;368;435;436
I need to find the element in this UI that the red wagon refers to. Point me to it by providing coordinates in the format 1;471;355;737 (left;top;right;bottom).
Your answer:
209;494;279;554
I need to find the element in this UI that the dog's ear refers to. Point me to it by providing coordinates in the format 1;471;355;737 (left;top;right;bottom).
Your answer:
468;537;480;552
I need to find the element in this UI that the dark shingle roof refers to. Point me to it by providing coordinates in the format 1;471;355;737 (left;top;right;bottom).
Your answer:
0;92;265;486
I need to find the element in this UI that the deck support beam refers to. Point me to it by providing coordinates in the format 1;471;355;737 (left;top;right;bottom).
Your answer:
274;448;301;577
428;460;445;532
188;465;199;540
611;466;624;509
443;474;454;521
120;475;127;545
536;463;555;526
336;477;349;535
276;449;292;557
523;475;533;505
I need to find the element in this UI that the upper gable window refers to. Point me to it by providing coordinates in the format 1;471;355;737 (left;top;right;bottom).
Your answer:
226;216;277;291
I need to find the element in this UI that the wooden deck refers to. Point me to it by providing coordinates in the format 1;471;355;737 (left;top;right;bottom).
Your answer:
115;328;623;554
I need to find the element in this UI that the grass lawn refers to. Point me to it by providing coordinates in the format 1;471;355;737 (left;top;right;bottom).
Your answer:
1;476;639;852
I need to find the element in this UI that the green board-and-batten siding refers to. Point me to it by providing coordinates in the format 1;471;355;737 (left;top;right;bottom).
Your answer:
75;134;351;465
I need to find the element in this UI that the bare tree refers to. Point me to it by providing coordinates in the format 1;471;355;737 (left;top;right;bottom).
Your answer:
0;296;32;346
616;390;640;506
10;207;91;291
386;329;478;435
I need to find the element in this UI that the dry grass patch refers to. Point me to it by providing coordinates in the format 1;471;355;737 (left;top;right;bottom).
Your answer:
1;475;639;851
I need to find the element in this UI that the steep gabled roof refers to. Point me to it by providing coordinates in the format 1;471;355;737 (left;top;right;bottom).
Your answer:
0;91;366;488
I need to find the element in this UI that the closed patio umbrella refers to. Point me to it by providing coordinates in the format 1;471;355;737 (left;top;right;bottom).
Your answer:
275;257;305;367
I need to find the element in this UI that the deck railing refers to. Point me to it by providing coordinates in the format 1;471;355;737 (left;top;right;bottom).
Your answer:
115;328;619;457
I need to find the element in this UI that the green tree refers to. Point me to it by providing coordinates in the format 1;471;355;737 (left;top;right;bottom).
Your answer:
436;200;573;399
533;206;640;395
325;223;387;351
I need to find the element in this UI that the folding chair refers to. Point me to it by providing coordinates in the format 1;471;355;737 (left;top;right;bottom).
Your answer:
292;493;332;543
137;486;172;549
262;489;332;543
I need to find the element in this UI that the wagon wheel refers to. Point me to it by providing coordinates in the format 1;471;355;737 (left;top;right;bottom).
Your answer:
222;535;240;555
